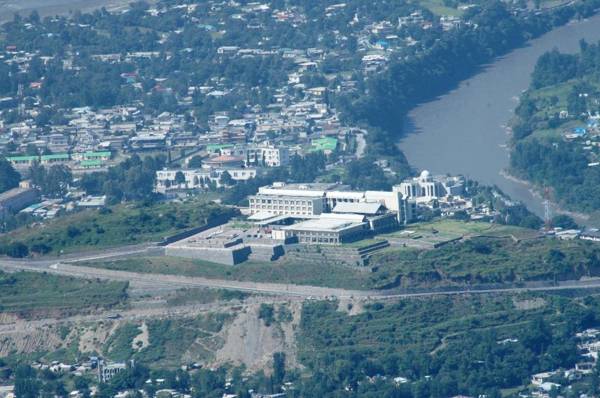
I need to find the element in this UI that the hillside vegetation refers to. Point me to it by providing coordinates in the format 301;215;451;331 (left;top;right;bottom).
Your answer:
370;236;600;288
296;292;600;396
0;200;236;256
510;41;600;213
80;229;600;290
0;270;128;318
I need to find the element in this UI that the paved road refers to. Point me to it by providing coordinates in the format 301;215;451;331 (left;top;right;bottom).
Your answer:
5;252;600;299
0;260;372;298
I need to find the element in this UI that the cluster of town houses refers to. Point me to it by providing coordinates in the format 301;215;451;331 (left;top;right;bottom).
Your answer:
527;328;600;397
0;0;471;177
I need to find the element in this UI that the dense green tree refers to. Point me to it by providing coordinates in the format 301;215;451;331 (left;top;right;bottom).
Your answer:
531;49;578;89
188;155;203;168
174;171;186;185
219;170;234;186
0;157;20;193
551;214;579;229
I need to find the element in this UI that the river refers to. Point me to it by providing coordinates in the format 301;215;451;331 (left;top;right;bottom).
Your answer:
1;1;598;221
399;13;600;224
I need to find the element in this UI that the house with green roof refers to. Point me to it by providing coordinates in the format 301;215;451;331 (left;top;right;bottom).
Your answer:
206;143;234;153
84;151;111;160
6;155;39;166
80;159;104;169
40;153;70;164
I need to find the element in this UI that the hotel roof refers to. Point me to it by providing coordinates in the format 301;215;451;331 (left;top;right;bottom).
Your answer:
282;217;365;233
332;202;384;215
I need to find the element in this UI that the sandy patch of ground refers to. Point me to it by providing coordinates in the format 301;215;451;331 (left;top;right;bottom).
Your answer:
337;298;365;316
213;302;300;373
513;297;546;310
79;321;120;354
132;322;150;351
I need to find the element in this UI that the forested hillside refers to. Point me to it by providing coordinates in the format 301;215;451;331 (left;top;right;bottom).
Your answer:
510;41;600;212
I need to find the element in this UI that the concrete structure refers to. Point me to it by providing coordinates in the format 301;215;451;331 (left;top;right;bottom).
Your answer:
98;362;126;383
220;143;290;167
0;187;39;216
397;170;464;204
203;155;245;168
248;182;415;224
129;133;166;150
165;225;284;265
155;167;257;193
247;143;289;167
249;193;324;217
277;213;368;244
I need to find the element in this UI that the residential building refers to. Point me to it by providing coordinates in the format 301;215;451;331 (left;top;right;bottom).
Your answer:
155;167;257;193
246;143;290;167
129;133;166;151
98;362;126;383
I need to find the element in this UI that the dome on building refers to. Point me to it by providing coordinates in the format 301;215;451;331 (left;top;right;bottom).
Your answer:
419;169;431;181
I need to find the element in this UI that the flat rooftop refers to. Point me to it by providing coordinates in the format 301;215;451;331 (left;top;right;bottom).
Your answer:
256;182;351;197
168;224;277;248
282;216;365;233
0;187;35;202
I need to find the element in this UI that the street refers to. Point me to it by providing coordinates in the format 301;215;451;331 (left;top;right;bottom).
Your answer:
4;247;600;299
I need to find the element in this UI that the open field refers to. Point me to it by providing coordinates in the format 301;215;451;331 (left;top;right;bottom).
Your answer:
0;0;135;22
379;219;540;248
417;0;464;16
370;235;600;289
524;77;600;142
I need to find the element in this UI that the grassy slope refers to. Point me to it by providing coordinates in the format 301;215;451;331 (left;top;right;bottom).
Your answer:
417;0;464;16
380;219;539;242
78;219;600;290
79;256;375;290
371;236;600;288
0;200;235;254
0;270;128;317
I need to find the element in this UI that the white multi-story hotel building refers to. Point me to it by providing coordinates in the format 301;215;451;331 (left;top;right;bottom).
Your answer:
220;143;290;167
248;182;415;224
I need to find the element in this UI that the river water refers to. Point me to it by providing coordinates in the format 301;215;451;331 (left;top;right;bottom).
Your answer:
399;14;600;224
2;1;599;220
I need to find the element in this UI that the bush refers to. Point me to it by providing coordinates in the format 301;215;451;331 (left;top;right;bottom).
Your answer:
67;226;81;238
30;243;51;255
258;304;275;326
3;242;29;258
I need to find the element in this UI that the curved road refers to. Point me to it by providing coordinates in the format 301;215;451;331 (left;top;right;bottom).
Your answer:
4;247;600;299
